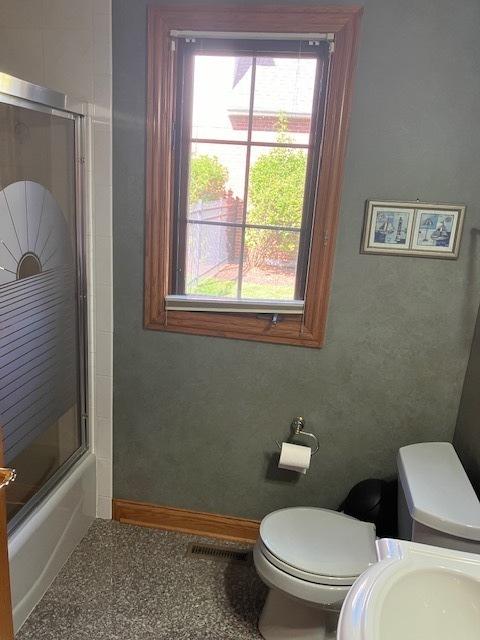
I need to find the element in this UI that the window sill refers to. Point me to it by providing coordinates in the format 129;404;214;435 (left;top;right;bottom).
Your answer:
165;294;304;315
146;307;322;348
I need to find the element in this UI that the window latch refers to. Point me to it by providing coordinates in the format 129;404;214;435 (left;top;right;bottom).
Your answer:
255;313;282;326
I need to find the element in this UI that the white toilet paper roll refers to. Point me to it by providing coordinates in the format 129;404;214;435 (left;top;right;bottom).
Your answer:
278;442;311;474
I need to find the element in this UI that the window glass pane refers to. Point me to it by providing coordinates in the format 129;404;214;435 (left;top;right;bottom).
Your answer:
185;223;241;298
179;49;321;303
191;55;252;141
251;57;317;144
187;142;246;219
246;146;308;228
241;228;300;300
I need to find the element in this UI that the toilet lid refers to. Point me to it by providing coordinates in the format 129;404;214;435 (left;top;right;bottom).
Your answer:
260;507;377;579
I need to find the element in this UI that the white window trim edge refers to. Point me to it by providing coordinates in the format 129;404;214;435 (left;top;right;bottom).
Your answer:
165;295;304;315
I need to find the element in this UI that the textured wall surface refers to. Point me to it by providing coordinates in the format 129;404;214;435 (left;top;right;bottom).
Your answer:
454;309;480;495
113;0;480;519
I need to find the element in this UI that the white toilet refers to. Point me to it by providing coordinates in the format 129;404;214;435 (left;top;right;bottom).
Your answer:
253;442;480;640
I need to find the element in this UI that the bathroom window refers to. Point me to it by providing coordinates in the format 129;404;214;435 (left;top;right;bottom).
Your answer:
171;38;327;307
145;6;363;347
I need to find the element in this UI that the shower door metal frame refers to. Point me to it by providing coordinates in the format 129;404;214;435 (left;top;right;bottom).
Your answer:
0;73;89;532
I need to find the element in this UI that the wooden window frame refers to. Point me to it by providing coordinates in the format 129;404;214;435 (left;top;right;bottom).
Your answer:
145;4;363;348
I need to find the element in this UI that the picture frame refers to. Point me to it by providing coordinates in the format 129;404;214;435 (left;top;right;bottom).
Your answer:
361;200;465;259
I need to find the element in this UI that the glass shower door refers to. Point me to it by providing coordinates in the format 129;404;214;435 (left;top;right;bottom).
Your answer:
0;99;86;528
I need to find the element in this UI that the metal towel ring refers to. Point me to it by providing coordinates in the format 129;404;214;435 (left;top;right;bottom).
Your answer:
275;417;319;456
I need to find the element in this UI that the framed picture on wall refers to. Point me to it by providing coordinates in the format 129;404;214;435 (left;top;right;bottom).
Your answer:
362;203;416;253
411;208;464;256
361;200;465;259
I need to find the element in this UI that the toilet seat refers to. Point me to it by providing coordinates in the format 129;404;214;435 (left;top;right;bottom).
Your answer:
259;541;358;586
259;507;376;585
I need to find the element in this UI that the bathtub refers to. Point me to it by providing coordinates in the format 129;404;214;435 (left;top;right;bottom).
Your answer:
8;452;96;632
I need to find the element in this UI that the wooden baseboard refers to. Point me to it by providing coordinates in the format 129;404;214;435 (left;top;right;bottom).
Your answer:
112;499;260;543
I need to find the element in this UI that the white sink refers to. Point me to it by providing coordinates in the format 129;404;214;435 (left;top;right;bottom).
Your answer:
337;539;480;640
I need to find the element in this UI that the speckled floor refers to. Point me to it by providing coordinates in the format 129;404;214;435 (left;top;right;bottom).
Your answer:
16;520;267;639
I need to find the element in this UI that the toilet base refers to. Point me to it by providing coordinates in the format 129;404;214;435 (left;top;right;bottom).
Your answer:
258;589;339;640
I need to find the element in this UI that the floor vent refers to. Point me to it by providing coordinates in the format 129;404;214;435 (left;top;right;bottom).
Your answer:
186;542;251;563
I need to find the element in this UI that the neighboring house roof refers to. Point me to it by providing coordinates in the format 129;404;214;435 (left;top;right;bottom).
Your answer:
228;56;317;118
233;57;274;87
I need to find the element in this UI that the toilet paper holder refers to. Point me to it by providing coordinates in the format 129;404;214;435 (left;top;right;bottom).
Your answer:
275;417;319;455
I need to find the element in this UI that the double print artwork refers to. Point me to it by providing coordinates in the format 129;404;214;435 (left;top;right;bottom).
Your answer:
362;200;465;259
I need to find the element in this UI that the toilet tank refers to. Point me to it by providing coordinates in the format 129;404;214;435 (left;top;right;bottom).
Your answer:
397;442;480;554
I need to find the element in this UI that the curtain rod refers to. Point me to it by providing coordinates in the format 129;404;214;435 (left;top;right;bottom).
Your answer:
170;30;334;42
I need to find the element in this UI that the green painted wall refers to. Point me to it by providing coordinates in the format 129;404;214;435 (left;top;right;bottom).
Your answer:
113;0;480;518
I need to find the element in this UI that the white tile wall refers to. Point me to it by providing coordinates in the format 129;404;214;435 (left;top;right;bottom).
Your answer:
43;28;95;102
93;14;112;77
92;124;112;185
93;184;113;236
0;0;113;519
0;28;44;84
95;284;113;333
42;0;95;29
95;238;113;284
95;331;113;376
0;1;47;28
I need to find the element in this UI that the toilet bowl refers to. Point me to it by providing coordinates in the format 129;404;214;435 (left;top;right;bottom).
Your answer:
253;507;377;640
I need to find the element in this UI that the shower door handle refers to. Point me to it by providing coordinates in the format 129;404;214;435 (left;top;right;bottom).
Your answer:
0;468;16;489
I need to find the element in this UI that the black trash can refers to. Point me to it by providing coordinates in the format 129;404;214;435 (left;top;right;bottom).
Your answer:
338;478;398;538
